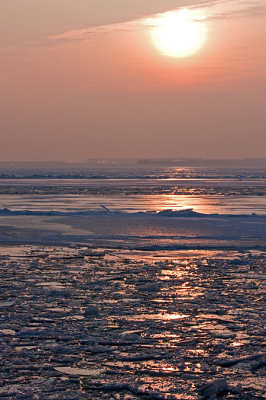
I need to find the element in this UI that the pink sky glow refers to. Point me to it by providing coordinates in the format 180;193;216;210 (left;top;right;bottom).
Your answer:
0;0;266;161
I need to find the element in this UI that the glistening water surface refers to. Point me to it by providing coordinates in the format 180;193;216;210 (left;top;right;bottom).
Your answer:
0;193;266;215
0;165;266;215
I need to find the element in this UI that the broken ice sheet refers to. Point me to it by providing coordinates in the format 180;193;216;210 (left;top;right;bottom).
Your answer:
0;329;16;335
54;367;104;376
0;300;15;307
115;312;188;321
0;246;266;399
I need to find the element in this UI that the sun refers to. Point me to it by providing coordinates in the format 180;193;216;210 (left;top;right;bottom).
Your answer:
151;9;206;58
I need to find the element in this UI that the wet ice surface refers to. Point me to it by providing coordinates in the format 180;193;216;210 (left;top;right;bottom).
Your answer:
1;214;266;252
0;246;266;399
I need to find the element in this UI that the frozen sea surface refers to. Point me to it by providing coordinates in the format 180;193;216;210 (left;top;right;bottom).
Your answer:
0;165;266;216
0;246;266;399
0;166;266;398
0;213;265;250
0;164;265;249
1;163;266;180
1;192;266;215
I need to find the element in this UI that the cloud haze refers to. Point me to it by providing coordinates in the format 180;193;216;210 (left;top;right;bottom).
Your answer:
0;0;265;161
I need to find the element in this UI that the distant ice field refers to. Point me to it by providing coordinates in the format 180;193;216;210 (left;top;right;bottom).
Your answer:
0;193;266;215
0;166;266;214
0;177;266;188
0;165;265;248
1;164;266;180
1;175;266;215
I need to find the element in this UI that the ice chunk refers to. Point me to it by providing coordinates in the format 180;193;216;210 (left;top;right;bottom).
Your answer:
84;305;100;316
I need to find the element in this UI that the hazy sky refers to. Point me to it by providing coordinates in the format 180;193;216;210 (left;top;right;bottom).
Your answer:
1;0;266;161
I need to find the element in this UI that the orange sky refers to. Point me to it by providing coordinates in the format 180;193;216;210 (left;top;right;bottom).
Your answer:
0;0;266;161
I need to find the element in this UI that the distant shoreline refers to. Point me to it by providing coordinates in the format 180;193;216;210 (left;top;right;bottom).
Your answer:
1;158;266;167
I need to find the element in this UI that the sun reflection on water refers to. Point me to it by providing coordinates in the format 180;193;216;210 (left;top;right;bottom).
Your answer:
167;313;188;320
149;193;220;215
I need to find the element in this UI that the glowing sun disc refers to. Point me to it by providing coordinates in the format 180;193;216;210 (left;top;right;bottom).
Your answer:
151;9;206;58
